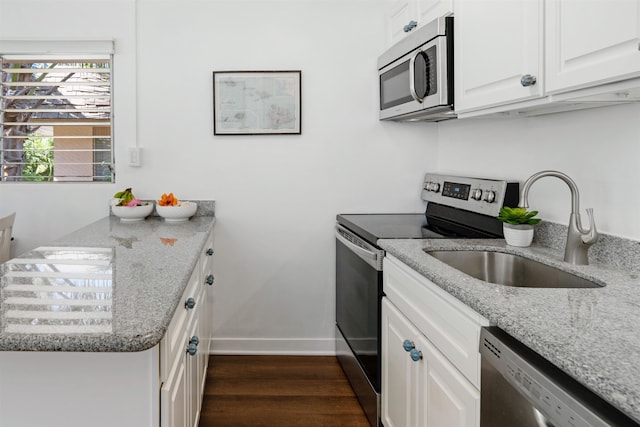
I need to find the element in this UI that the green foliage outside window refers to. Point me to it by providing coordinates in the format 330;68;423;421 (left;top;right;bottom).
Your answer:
21;136;54;181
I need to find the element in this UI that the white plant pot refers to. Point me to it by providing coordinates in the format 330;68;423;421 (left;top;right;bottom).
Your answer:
503;223;534;247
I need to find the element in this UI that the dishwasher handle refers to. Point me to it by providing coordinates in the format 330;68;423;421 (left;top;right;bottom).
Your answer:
335;224;384;271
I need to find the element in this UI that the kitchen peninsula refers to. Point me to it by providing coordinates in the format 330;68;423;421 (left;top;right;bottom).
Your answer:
0;203;215;427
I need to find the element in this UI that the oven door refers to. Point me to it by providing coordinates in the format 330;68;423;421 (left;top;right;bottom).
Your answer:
335;224;384;426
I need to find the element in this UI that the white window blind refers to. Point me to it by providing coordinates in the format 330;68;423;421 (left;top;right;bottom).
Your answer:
1;43;113;182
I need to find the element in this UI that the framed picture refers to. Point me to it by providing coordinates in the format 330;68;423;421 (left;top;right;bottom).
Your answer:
213;70;301;135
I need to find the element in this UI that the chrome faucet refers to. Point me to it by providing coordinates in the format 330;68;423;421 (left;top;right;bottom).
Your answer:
519;170;598;265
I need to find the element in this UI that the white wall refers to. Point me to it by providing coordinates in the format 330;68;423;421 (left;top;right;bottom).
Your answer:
1;0;438;354
437;102;640;240
136;0;437;353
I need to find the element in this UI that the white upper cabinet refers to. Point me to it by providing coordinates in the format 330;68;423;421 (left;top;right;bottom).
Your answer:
387;0;453;46
455;0;544;112
455;0;640;116
545;0;640;93
387;0;415;46
418;0;454;26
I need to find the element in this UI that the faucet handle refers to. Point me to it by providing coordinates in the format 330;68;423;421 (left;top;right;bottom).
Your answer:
581;208;599;245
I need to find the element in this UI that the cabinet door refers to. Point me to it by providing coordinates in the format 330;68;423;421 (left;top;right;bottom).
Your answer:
455;0;543;112
387;0;453;46
423;338;480;427
387;0;416;46
545;0;640;93
161;354;187;427
201;229;215;355
382;298;420;427
186;316;201;427
416;0;453;25
197;291;208;397
382;298;480;427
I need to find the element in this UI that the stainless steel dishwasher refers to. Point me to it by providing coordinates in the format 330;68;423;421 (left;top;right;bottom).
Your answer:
480;327;639;427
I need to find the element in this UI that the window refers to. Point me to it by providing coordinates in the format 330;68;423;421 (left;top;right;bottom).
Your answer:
1;42;113;182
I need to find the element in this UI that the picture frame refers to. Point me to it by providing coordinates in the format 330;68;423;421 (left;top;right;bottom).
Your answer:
212;70;301;135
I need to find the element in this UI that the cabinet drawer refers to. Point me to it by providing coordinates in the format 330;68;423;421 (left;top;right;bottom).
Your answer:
383;255;488;387
161;266;203;381
200;230;215;278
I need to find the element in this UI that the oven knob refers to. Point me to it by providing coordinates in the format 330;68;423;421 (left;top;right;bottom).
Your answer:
426;182;437;192
431;183;440;193
471;189;483;200
483;190;496;203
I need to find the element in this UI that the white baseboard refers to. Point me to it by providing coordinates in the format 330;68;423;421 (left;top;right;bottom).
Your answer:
210;337;336;355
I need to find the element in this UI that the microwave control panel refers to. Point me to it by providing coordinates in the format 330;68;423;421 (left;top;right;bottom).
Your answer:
421;173;519;217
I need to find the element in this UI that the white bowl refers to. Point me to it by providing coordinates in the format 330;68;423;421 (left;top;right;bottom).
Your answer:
111;203;154;222
155;201;198;222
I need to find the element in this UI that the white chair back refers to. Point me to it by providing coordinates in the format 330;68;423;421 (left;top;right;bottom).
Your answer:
0;212;16;264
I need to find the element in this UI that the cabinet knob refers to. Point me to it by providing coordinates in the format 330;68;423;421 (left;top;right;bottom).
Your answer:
521;74;537;87
410;349;423;362
187;343;198;356
205;274;215;285
206;248;214;256
185;297;196;310
403;20;417;33
187;336;200;356
402;339;415;352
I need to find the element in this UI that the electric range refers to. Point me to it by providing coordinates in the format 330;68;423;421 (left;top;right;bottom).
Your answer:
334;173;519;427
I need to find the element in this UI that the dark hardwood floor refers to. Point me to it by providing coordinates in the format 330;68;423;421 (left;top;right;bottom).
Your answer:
199;355;370;427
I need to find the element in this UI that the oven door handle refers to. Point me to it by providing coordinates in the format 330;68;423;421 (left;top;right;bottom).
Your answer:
335;225;384;271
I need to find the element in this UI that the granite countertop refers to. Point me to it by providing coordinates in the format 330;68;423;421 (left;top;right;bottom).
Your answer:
0;210;215;353
378;238;640;424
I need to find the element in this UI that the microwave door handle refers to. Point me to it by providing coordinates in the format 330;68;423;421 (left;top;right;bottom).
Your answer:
409;53;421;102
424;51;431;97
409;51;426;103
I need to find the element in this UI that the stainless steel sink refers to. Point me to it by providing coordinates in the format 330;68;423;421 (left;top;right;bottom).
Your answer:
425;250;603;288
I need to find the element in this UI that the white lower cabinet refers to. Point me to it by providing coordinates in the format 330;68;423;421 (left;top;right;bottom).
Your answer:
382;255;487;427
0;227;215;427
161;269;207;427
382;298;479;427
160;228;215;427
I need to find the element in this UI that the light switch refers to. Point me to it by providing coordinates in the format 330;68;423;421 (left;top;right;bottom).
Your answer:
128;147;142;167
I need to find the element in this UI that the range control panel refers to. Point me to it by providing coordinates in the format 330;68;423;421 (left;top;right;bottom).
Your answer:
421;173;519;217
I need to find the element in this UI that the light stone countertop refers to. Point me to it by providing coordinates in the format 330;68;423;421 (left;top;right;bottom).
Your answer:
0;211;215;353
378;238;640;424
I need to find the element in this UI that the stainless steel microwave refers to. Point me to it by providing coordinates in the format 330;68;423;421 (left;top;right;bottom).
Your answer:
378;16;455;122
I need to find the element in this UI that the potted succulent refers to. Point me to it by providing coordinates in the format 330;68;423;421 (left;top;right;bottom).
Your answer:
497;206;541;247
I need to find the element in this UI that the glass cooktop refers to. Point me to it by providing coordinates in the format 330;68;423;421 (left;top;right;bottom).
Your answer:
337;208;503;246
337;213;430;244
